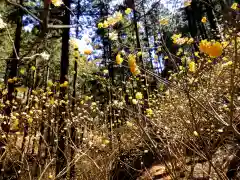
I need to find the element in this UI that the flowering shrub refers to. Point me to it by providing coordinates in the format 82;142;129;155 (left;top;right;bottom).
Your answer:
0;1;239;180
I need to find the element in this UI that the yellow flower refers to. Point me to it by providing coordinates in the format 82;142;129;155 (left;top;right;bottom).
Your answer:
159;18;169;25
132;99;138;105
126;121;133;127
221;41;229;48
172;34;182;40
137;51;142;57
83;49;92;55
184;0;191;7
175;38;187;45
20;68;25;75
187;38;194;44
103;69;108;74
73;50;79;58
48;174;53;179
31;66;36;71
13;77;17;82
199;39;210;54
116;54;123;65
222;56;228;61
28;118;33;124
98;22;103;28
132;67;140;76
107;11;123;26
60;81;69;88
109;31;118;41
231;2;238;10
130;66;136;73
194;51;200;57
102;139;110;145
52;0;63;6
128;54;136;67
114;11;123;21
13;119;19;130
146;108;153;116
193;131;199;136
199;40;223;58
70;38;79;49
208;41;223;58
189;61;196;73
15;87;27;93
8;78;14;83
125;8;132;15
171;34;187;45
128;54;140;75
222;61;233;67
201;16;207;23
135;92;143;100
103;20;109;28
84;96;90;101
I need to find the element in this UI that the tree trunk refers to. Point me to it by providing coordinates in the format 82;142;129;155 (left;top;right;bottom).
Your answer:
70;0;80;178
2;0;23;132
56;0;70;176
141;0;153;69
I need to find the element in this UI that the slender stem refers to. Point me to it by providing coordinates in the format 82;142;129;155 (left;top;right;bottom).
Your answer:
229;35;237;126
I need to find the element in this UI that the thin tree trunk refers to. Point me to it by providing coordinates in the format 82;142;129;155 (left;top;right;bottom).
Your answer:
132;1;143;65
131;0;149;106
56;0;70;176
142;0;153;69
70;0;80;178
2;0;23;132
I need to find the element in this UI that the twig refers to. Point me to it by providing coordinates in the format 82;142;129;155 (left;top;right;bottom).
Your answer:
38;158;55;180
6;26;19;60
229;35;238;126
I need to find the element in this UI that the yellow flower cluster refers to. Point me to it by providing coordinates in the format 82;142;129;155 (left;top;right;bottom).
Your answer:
184;0;191;7
199;40;223;58
98;11;123;29
60;81;69;88
201;16;207;23
189;61;196;73
128;54;140;75
231;2;238;10
171;34;194;45
135;92;143;100
146;108;153;117
70;38;81;60
159;18;169;25
116;53;123;65
70;38;79;50
52;0;63;6
125;8;132;15
83;49;92;55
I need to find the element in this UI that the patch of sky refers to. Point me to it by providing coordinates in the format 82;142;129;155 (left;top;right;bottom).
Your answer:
23;15;39;32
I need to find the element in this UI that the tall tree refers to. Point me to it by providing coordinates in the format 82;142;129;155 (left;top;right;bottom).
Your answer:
3;0;23;132
70;0;81;178
56;0;70;176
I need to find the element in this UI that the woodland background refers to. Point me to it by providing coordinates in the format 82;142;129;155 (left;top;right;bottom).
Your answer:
0;0;239;179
